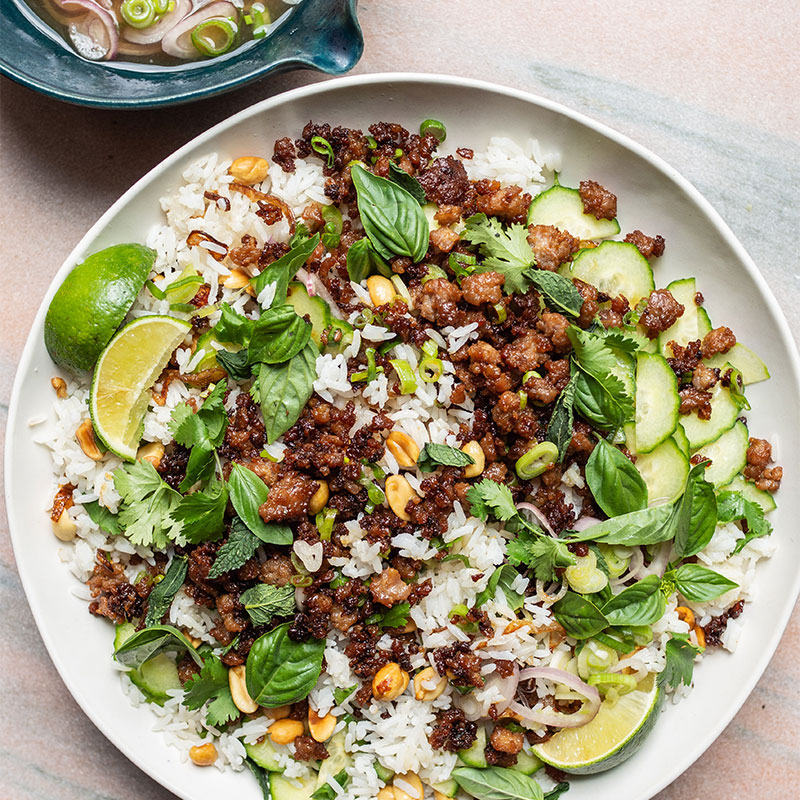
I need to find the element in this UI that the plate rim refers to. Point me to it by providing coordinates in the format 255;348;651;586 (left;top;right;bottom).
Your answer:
6;71;800;799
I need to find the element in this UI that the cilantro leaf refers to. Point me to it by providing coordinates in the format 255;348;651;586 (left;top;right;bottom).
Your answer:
507;531;576;583
113;460;181;548
388;162;426;205
462;213;535;294
208;518;261;579
239;583;296;626
144;556;187;627
465;478;518;522
366;601;411;629
599;328;643;353
716;490;773;553
83;500;122;536
183;652;239;727
169;478;228;544
417;442;475;473
659;632;702;689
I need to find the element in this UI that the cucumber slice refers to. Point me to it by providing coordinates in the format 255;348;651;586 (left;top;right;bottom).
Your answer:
693;421;749;487
672;423;690;457
457;726;488;768
680;376;742;449
287;282;332;347
704;342;770;385
513;751;543;775
423;202;440;232
658;278;710;357
527;185;620;240
316;732;351;790
270;773;318;800
245;735;285;772
563;242;654;306
634;352;679;453
114;622;181;706
432;778;460;797
635;437;689;506
721;475;777;513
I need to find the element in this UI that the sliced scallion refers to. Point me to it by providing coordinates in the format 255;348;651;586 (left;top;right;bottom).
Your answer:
365;135;378;149
169;302;197;314
311;135;335;168
420;118;447;142
316;508;337;540
191;17;238;58
419;357;443;383
421;339;438;359
389;358;418;394
121;0;157;28
145;279;166;300
493;301;507;323
153;0;169;13
352;308;375;329
165;274;203;295
515;440;559;480
249;3;271;38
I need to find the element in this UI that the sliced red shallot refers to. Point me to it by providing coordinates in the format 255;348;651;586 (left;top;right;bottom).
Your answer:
516;502;555;537
611;546;645;586
295;268;316;297
639;541;672;578
512;667;601;729
61;0;119;60
493;661;519;715
122;0;191;45
572;515;601;532
162;3;239;60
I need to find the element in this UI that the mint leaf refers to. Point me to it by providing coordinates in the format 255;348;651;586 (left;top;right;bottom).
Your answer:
524;268;583;316
183;652;239;727
145;556;187;627
208;518;261;579
546;373;578;461
462;213;535;294
466;478;518;522
659;632;702;689
83;500;122;536
169;479;228;544
388;162;426;205
417;442;475;473
216;349;252;381
239;584;296;626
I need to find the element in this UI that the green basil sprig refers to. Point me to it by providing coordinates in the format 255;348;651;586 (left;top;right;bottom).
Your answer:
144;556;188;627
350;163;428;263
215;302;254;347
585;437;648;517
672;463;717;558
248;305;312;365
114;624;203;669
246;623;325;707
251;234;321;307
452;766;544;800
228;463;292;545
552;591;608;639
600;575;665;626
250;339;318;444
667;563;738;602
387;161;426;205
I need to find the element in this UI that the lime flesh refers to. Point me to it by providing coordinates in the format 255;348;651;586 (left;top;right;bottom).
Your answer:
44;243;155;373
532;674;662;774
90;315;191;461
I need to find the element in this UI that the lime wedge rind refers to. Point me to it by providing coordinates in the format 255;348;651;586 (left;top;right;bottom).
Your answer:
90;315;191;461
532;674;662;775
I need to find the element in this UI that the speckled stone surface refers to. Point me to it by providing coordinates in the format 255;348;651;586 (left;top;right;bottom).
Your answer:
1;2;798;798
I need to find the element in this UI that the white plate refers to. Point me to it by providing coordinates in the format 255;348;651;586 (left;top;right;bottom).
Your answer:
6;74;800;800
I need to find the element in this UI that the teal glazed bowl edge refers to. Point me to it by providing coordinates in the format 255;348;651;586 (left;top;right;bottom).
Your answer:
0;0;364;108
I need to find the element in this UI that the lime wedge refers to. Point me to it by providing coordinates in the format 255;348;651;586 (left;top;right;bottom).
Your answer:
90;315;191;461
45;243;156;373
532;674;662;774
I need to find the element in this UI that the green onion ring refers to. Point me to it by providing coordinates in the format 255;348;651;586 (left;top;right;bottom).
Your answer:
420;118;447;142
515;440;559;480
121;0;156;28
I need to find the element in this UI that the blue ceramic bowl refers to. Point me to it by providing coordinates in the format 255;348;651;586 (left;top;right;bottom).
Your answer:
0;0;363;108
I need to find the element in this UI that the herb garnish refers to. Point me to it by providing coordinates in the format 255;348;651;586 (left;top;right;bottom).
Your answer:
183;651;240;727
239;583;296;626
228;463;293;544
659;632;702;689
585;437;648;517
417;442;475;473
144;556;188;627
208;518;262;579
716;490;772;553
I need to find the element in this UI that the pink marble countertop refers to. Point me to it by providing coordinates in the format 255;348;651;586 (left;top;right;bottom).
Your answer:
1;1;798;797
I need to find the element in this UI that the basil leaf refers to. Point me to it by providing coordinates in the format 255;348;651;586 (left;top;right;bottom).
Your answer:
552;591;608;639
145;556;188;627
83;500;122;536
251;234;321;307
239;584;296;626
388;161;426;205
601;575;665;626
208;518;262;579
417;442;475;473
673;463;717;558
346;238;372;283
114;624;203;669
524;268;584;316
674;564;738;602
217;348;252;380
248;305;312;365
585;437;648;517
452;766;544;800
568;502;675;546
475;565;524;611
228;463;293;545
246;622;325;707
215;302;253;347
351;164;428;263
250;340;318;444
543;782;571;800
546;373;577;461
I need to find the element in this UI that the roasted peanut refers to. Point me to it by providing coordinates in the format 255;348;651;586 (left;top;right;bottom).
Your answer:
51;376;67;399
386;431;420;468
366;275;396;307
229;156;270;185
52;509;77;542
263;705;291;721
223;268;251;289
433;792;451;800
385;475;417;522
461;440;485;478
694;625;706;649
372;662;409;701
308;708;336;742
413;667;447;701
228;665;258;714
137;442;165;469
308;480;329;515
76;419;104;461
189;742;217;766
377;788;395;800
269;718;305;745
676;606;695;628
393;773;423;800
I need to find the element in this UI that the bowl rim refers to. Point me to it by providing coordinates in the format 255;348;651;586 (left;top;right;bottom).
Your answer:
6;71;800;798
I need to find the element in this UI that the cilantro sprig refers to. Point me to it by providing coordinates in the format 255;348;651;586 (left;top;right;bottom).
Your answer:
182;651;240;727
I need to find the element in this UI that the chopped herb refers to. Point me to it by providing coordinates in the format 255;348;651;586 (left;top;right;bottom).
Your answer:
417;442;474;473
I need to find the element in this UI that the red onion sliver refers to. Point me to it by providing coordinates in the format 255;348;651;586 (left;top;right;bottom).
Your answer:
61;0;119;60
640;541;672;578
162;2;238;59
493;661;519;715
295;268;317;297
572;515;601;532
516;502;555;537
611;546;645;586
513;667;601;729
